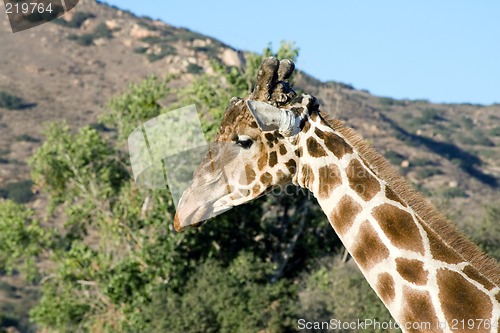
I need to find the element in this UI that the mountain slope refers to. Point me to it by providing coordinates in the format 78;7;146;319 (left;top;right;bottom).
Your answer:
0;1;499;330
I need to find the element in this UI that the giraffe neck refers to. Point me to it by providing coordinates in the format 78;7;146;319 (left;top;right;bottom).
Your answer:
292;113;500;333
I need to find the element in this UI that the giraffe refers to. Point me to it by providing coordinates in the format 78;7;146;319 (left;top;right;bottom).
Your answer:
173;57;500;333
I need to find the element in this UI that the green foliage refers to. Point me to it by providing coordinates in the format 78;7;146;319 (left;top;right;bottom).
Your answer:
15;134;39;142
384;150;405;166
147;44;177;62
0;201;50;282
378;97;396;107
133;46;148;54
0;180;35;203
469;205;500;260
460;116;474;130
1;41;428;333
30;123;127;205
417;108;441;124
416;167;442;178
378;97;407;107
489;126;500;136
299;257;400;333
187;63;204;74
0;91;24;110
102;75;170;142
67;33;94;46
67;22;113;46
410;157;434;167
148;253;296;333
92;22;113;39
137;35;182;62
440;186;467;199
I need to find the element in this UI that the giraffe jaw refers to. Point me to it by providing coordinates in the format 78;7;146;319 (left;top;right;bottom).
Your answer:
173;198;233;232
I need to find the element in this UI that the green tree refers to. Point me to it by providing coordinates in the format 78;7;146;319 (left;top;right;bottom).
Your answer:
298;257;401;333
0;200;50;282
468;204;500;260
1;42;403;333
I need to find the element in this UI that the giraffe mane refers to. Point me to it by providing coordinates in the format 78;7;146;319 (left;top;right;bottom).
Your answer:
320;112;500;286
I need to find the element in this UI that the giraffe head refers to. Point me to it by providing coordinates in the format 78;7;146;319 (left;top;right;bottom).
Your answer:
174;57;319;231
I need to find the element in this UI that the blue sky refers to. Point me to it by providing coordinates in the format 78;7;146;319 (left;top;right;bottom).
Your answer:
104;1;499;105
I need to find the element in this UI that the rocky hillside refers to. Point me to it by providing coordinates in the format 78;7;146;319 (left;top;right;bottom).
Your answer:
0;0;499;330
0;0;498;233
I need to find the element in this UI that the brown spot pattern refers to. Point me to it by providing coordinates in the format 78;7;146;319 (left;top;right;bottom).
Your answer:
377;273;396;303
401;287;440;333
385;186;406;206
314;128;353;159
463;265;495;290
395;258;428;285
437;269;492;326
257;144;268;170
421;223;464;265
306;137;327;158
252;183;261;195
330;195;362;235
244;164;256;184
352;221;390;270
294;147;302;158
279;144;287;155
285;159;297;174
300;164;315;189
260;172;273;187
268;151;278;168
373;204;425;255
264;132;275;142
302;120;311;133
346;159;381;201
317;164;341;199
275;170;286;182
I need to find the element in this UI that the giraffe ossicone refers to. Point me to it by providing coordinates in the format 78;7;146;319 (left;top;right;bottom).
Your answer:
174;57;500;333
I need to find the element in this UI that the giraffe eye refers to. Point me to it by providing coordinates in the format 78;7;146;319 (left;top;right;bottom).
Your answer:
235;136;254;149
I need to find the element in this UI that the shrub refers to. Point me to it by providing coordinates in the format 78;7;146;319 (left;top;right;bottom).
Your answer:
88;122;109;132
378;97;405;107
384;150;405;166
0;91;24;110
299;257;399;333
460;116;474;130
441;187;467;199
417;168;442;178
15;134;40;143
489;126;500;136
419;108;441;124
67;33;94;46
378;97;395;106
92;22;113;39
1;180;35;203
187;63;204;74
67;22;113;46
470;205;500;260
146;44;177;62
53;11;95;28
133;46;148;54
140;36;164;44
194;45;220;58
410;158;434;167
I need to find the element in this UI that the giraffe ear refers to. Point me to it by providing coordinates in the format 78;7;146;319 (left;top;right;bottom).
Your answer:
246;100;299;136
